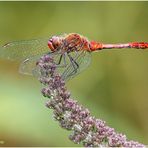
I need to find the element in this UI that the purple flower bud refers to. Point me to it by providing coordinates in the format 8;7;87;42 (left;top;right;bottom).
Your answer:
41;88;51;97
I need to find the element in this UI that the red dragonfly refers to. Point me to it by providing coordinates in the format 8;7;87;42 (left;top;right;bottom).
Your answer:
0;33;148;80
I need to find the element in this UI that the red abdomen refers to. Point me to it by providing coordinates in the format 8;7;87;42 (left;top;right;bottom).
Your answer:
130;42;148;49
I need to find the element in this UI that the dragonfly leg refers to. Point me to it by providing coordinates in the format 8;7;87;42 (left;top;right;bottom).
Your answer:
60;53;67;67
67;53;79;76
51;53;68;68
57;54;63;65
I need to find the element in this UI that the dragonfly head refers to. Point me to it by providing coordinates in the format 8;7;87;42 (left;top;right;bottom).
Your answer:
48;36;62;52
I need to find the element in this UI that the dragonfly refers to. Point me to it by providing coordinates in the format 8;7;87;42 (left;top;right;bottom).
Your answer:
0;33;148;80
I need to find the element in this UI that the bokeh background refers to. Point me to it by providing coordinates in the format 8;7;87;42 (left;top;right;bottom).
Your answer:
0;1;148;146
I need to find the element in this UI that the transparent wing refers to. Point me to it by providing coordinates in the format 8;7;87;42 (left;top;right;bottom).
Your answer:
19;54;44;76
19;51;62;76
61;51;91;80
20;50;91;80
0;38;49;61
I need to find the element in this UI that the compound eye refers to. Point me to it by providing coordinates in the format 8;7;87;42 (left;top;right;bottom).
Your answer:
48;36;62;52
48;39;55;51
52;36;61;47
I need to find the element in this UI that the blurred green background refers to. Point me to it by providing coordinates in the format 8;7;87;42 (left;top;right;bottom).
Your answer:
0;1;148;146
